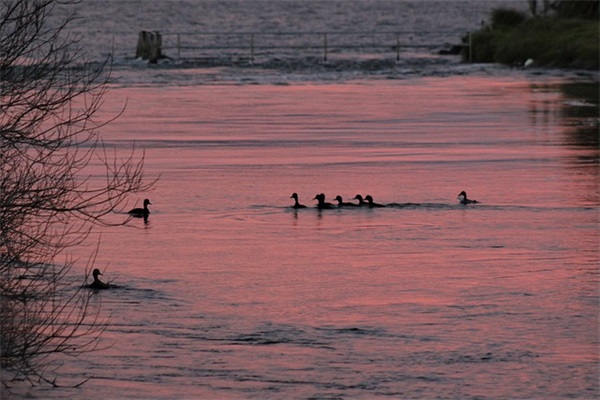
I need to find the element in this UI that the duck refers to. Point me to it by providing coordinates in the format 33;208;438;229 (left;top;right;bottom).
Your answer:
365;195;385;208
290;193;307;209
353;194;368;207
314;193;334;209
128;199;151;218
88;268;109;290
457;191;478;204
333;195;358;207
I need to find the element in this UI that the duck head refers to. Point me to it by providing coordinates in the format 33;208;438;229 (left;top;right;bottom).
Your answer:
92;268;102;279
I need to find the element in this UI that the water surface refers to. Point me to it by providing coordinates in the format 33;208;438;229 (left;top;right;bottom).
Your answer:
9;75;598;399
5;1;599;398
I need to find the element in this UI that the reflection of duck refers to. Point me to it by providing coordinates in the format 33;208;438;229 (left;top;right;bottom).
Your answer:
88;268;109;290
290;193;307;209
334;195;358;207
314;193;334;209
457;191;478;204
365;195;385;208
128;199;151;218
353;194;367;207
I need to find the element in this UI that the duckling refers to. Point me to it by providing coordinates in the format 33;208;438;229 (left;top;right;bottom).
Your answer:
313;193;334;209
353;194;367;207
365;195;385;208
457;191;478;204
290;193;307;209
88;268;109;290
334;195;358;207
128;199;151;218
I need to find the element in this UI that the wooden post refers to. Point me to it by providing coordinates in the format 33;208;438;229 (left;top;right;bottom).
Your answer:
250;33;254;63
136;30;162;63
151;31;162;63
177;33;181;60
396;34;400;61
323;33;328;62
468;31;472;63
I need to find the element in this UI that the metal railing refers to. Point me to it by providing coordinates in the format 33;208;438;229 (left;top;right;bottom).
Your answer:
157;30;469;62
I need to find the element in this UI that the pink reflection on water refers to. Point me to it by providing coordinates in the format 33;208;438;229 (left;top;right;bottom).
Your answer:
33;76;597;399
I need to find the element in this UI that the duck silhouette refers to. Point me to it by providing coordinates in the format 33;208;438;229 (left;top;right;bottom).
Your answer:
128;199;151;218
353;194;368;207
87;268;109;290
290;193;307;209
457;191;478;204
314;193;334;209
365;195;385;208
334;195;358;207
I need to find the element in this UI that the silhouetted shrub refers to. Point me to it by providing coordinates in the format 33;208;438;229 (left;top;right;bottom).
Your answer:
491;8;528;29
552;0;599;19
465;5;599;69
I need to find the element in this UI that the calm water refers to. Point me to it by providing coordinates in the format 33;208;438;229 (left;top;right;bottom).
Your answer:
8;77;597;399
5;1;600;399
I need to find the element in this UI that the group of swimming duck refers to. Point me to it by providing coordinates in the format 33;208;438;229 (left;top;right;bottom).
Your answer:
85;199;152;289
87;191;478;289
123;191;478;218
291;190;478;209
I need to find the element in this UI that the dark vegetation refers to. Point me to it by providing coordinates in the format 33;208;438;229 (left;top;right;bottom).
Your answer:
1;0;153;390
465;0;599;69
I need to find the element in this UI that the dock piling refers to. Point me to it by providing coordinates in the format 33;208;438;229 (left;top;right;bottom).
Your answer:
136;30;163;63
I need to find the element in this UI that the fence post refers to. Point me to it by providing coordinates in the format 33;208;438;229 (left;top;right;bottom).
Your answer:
468;31;472;63
323;33;328;62
250;33;255;63
136;30;162;63
396;34;400;61
177;34;181;60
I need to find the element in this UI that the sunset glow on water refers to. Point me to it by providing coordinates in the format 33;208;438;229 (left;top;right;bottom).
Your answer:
13;75;597;399
3;0;598;397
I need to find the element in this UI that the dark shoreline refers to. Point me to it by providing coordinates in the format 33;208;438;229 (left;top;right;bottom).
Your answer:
465;13;599;70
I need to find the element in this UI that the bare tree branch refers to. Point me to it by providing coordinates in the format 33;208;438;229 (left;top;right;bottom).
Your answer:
1;0;154;389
